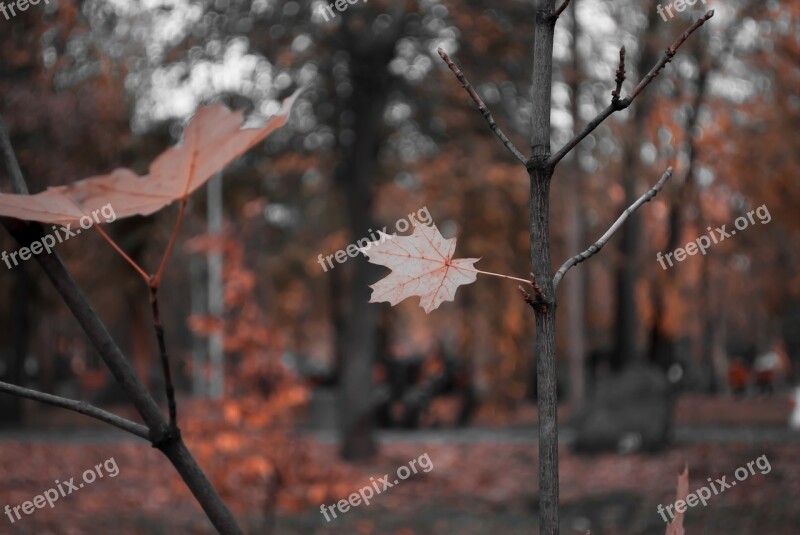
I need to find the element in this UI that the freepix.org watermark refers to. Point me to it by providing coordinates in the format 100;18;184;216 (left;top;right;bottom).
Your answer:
4;457;120;525
657;0;708;22
1;203;116;270
316;0;368;23
1;0;50;22
656;204;771;270
319;452;433;522
317;206;432;272
657;454;771;523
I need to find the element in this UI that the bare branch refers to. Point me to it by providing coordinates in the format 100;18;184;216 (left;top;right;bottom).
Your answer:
611;46;626;103
553;167;673;289
630;10;714;100
437;48;528;166
554;0;573;19
0;117;29;194
0;380;150;439
549;11;714;167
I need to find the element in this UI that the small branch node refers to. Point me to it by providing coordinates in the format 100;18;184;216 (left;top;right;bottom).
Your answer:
520;273;550;314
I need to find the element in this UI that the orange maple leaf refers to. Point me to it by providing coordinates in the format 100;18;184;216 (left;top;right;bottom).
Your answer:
360;223;480;313
0;89;302;225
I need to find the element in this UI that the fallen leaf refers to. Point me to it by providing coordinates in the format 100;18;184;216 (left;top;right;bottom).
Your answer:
0;89;302;226
360;223;480;313
665;464;689;535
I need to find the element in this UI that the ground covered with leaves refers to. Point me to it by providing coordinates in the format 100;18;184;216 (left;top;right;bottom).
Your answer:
1;430;797;535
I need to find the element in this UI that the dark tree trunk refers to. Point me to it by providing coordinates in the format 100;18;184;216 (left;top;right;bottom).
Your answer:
334;21;399;461
530;3;558;532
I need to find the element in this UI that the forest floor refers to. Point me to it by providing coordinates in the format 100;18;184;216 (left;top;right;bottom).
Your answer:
0;394;797;535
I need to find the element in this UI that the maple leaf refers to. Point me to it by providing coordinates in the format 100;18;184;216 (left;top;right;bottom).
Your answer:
0;89;302;226
360;223;480;313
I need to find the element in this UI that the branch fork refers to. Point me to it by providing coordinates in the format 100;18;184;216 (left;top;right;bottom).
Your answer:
0;117;242;534
549;11;714;168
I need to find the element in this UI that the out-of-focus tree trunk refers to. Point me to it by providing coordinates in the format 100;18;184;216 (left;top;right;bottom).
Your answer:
564;0;586;409
207;172;225;399
335;19;401;461
612;0;660;370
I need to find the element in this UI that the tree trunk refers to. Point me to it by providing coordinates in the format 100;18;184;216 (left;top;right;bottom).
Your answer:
530;2;558;532
530;169;558;534
335;24;398;460
612;0;660;370
564;0;586;409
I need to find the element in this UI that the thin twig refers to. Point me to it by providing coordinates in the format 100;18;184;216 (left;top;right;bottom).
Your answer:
437;48;528;166
0;380;149;439
630;11;714;100
150;284;178;428
553;0;573;20
0;117;29;194
611;46;626;103
549;11;714;167
553;167;673;289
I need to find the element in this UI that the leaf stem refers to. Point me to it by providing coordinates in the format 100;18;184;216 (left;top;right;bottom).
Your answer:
154;142;198;289
469;268;531;285
92;223;150;282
